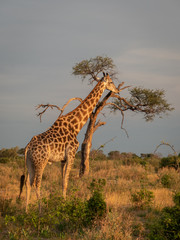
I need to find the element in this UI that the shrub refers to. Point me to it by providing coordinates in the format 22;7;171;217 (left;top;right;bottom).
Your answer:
90;149;107;161
158;168;180;190
3;179;107;238
86;179;106;222
0;147;24;166
0;147;19;158
0;197;13;216
173;192;180;207
160;174;174;188
131;188;154;209
160;156;179;170
149;192;180;240
108;151;121;160
0;157;10;164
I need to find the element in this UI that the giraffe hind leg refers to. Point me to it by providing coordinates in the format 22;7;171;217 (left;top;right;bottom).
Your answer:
26;157;35;212
26;173;32;212
34;171;43;213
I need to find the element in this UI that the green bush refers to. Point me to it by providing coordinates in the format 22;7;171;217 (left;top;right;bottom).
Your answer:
0;197;13;216
160;174;174;188
160;156;179;170
0;147;24;166
86;179;106;222
173;192;180;207
90;149;107;161
149;192;180;240
0;147;18;158
3;179;107;239
0;157;10;164
131;188;154;209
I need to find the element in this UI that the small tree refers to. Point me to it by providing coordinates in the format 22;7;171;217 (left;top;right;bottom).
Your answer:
72;56;174;176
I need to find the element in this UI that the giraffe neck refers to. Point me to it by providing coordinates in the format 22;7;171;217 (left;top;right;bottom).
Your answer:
54;80;106;135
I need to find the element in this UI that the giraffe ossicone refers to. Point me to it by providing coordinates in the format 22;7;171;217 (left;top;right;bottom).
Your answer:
19;72;118;212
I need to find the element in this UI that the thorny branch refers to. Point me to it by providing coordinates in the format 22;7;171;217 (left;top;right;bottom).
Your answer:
154;141;179;170
105;102;129;138
36;97;83;122
97;136;117;151
93;120;106;133
154;141;177;156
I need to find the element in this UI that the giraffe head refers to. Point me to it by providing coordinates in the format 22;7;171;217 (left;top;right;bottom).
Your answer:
102;72;119;93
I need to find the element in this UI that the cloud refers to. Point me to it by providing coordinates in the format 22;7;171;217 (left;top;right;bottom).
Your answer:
129;48;180;61
115;47;180;113
116;48;180;66
116;47;180;85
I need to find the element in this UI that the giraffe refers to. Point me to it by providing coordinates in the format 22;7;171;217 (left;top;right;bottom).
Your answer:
19;72;119;212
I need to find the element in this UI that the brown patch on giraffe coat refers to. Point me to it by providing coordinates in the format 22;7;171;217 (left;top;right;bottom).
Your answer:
50;144;54;150
81;109;87;115
90;99;95;105
63;128;69;135
59;129;64;135
89;106;93;112
75;111;82;121
63;122;67;127
71;118;77;125
74;124;79;130
68;124;75;133
67;116;74;121
83;103;88;109
54;122;58;127
83;115;88;122
68;135;72;141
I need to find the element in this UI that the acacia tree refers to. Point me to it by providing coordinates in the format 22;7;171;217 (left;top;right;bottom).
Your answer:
72;56;174;177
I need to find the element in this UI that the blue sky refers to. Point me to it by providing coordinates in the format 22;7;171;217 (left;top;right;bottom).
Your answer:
0;0;180;156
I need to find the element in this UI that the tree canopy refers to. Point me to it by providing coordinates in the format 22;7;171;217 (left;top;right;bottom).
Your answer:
112;87;174;121
72;56;117;82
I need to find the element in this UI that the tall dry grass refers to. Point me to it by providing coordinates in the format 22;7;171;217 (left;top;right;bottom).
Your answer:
1;155;179;239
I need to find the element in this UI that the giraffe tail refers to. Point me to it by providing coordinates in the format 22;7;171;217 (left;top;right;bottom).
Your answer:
18;147;27;199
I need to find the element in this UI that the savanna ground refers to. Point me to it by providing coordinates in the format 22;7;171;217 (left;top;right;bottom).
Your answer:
0;147;180;240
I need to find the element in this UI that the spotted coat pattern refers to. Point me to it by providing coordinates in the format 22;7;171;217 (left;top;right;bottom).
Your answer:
21;73;118;211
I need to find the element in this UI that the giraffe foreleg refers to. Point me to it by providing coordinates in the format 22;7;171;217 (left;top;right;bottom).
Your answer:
61;144;75;198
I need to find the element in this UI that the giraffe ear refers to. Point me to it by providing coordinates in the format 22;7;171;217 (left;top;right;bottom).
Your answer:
103;72;106;77
106;73;109;76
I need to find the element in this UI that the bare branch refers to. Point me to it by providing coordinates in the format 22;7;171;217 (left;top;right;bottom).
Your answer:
36;104;62;122
36;97;83;122
93;120;106;133
97;136;117;151
106;102;129;138
60;97;83;117
117;82;131;92
154;141;177;156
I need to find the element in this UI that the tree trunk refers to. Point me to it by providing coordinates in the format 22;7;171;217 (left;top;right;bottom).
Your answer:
79;117;94;177
79;91;113;177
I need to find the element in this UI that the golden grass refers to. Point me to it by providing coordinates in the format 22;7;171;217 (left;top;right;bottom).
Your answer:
153;188;174;209
81;210;134;240
106;190;131;209
1;157;179;239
